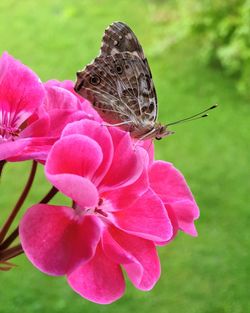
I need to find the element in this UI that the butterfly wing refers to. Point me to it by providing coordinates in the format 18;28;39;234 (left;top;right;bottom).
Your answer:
100;22;156;90
100;22;145;59
75;52;158;134
75;21;158;137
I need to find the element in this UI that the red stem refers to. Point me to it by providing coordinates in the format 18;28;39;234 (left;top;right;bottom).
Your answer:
0;161;37;244
0;244;23;261
0;227;19;250
39;186;58;204
0;260;16;271
0;160;6;177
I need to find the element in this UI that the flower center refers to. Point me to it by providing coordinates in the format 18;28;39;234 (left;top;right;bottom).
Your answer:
94;207;108;218
92;198;108;217
0;124;20;141
76;198;110;219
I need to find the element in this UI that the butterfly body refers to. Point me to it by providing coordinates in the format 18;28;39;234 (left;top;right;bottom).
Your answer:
75;22;172;140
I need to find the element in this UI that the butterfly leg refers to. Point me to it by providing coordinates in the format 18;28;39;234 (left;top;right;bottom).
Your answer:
101;121;133;128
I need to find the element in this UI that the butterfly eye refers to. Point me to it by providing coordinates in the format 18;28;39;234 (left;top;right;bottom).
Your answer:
89;75;101;85
116;65;123;74
155;137;162;141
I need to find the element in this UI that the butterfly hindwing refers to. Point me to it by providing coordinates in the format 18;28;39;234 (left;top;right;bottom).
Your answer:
75;52;158;127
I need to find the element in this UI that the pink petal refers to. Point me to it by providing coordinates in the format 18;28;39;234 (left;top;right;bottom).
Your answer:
44;79;75;90
44;79;101;121
20;204;101;275
138;139;154;165
100;129;145;192
44;85;81;111
67;244;125;304
149;161;198;204
154;204;179;246
0;52;45;128
46;134;103;179
114;189;172;242
0;138;31;161
149;161;199;236
104;165;149;210
37;85;94;138
46;173;99;207
44;79;83;103
45;135;102;207
169;201;198;236
7;137;56;162
20;115;50;138
42;110;89;138
103;227;160;290
62;120;113;185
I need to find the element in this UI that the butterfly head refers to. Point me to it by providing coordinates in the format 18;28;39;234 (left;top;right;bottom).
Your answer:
154;124;174;140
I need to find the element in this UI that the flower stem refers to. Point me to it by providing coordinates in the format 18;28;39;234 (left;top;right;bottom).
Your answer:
39;186;58;204
0;185;58;251
0;161;37;244
0;244;23;261
0;227;18;250
0;260;16;271
0;160;6;177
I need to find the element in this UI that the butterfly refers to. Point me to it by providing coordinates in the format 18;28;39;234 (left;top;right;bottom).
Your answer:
74;21;173;140
74;22;217;140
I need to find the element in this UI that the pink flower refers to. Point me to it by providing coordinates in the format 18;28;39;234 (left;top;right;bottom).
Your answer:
1;51;200;304
0;53;98;162
0;52;47;161
20;119;173;304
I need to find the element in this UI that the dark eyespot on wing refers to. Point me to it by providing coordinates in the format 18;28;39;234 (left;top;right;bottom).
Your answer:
116;64;123;74
89;75;101;85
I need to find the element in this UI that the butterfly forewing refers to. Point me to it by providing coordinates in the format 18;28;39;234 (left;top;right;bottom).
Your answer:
100;22;145;59
100;22;157;104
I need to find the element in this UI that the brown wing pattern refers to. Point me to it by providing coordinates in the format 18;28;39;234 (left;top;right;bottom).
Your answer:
75;52;158;127
100;22;145;59
100;22;157;107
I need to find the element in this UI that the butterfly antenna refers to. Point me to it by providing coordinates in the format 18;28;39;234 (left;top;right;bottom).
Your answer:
166;104;218;127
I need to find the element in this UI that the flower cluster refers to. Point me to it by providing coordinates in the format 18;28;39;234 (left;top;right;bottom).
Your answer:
0;52;199;304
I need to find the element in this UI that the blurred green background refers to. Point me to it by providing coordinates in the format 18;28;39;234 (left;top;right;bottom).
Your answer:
0;0;249;312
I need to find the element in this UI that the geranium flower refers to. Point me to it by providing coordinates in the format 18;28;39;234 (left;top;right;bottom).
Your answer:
0;51;200;305
0;52;46;161
0;52;98;162
20;119;173;304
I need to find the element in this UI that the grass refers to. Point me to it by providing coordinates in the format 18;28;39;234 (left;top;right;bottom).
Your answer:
0;1;249;312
